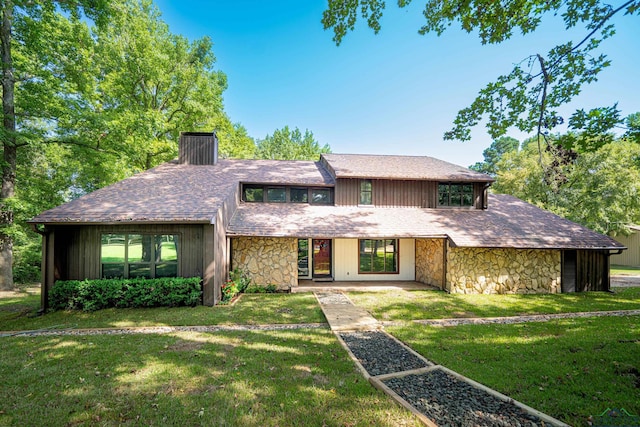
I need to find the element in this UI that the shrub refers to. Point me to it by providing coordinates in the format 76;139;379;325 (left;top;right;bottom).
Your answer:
244;284;278;294
49;277;202;311
229;268;251;292
221;280;239;303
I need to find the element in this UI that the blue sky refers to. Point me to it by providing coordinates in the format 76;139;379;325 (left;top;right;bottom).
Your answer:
154;1;639;166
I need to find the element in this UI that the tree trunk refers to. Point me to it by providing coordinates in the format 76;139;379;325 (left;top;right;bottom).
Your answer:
0;0;15;290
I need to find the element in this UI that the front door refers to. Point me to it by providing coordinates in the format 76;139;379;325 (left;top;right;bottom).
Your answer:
312;239;332;278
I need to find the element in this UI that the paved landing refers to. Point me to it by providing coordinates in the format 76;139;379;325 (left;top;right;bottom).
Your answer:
315;292;380;331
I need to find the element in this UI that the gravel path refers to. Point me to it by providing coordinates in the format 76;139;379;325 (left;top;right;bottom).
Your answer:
338;330;565;426
339;330;430;376
397;309;640;328
383;369;547;427
0;322;328;338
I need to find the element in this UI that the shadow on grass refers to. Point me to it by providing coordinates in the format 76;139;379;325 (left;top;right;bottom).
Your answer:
347;288;640;322
0;328;420;426
387;315;640;427
0;293;326;332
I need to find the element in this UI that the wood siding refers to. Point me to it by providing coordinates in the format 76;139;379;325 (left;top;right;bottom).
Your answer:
335;178;487;209
48;223;206;298
179;132;218;165
563;249;610;292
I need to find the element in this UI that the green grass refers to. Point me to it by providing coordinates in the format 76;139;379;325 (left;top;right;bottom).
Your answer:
0;329;420;426
387;315;640;427
346;287;640;322
0;293;324;332
611;264;640;275
2;288;639;426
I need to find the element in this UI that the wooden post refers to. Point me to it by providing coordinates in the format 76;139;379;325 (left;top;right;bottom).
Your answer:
202;224;215;306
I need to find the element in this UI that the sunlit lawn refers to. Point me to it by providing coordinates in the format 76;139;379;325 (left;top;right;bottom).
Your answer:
346;287;640;322
611;264;640;275
0;292;325;332
2;287;639;426
0;329;420;426
388;315;640;427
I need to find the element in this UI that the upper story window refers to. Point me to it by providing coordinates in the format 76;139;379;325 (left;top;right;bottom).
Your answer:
101;233;179;279
243;185;264;202
438;183;474;207
266;187;286;203
311;188;333;205
360;179;372;205
242;184;333;205
290;187;309;203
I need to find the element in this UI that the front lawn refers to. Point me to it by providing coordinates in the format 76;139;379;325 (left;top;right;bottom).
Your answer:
611;264;640;275
0;329;420;426
0;293;324;332
347;287;640;321
387;315;640;427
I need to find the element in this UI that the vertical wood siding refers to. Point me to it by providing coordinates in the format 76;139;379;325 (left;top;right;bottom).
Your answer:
179;132;218;165
335;178;485;208
576;250;610;291
52;224;205;282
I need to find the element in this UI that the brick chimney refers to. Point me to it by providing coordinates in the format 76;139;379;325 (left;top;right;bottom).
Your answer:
179;131;218;165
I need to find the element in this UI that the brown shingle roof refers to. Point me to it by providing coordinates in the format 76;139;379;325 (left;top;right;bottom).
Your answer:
30;159;334;224
227;194;623;250
321;153;493;182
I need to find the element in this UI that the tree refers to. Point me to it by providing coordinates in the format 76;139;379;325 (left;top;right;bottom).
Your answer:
322;1;639;145
256;126;331;160
8;0;237;286
470;136;519;176
493;134;640;235
0;0;113;290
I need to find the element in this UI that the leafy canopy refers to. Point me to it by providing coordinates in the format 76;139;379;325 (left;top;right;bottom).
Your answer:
322;1;639;142
256;126;331;160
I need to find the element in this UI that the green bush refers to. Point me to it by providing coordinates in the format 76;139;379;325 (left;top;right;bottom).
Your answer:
229;268;251;292
49;277;202;311
244;284;278;294
221;280;239;303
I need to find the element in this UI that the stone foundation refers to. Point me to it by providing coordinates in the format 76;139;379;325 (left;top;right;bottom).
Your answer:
232;237;297;290
416;239;445;288
447;247;561;294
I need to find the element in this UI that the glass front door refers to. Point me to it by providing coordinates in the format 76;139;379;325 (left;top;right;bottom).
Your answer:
312;239;332;278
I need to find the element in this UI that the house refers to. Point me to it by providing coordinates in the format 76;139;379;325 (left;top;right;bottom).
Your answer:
29;132;625;307
610;225;640;267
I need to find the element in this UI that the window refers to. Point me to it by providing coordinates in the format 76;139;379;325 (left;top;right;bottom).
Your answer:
266;187;286;202
311;188;333;204
438;183;474;207
290;187;309;203
359;239;398;273
297;239;309;276
360;179;372;205
241;184;334;205
243;185;264;202
101;233;179;278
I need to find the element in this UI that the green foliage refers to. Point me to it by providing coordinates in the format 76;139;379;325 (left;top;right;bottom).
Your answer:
322;1;639;141
493;135;640;234
49;277;202;311
10;0;253;285
256;126;331;160
229;268;251;293
220;280;239;303
244;284;278;294
469;136;520;176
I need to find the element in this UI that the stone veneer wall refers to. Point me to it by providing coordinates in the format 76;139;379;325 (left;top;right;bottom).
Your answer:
415;239;445;288
232;237;298;290
446;247;561;294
